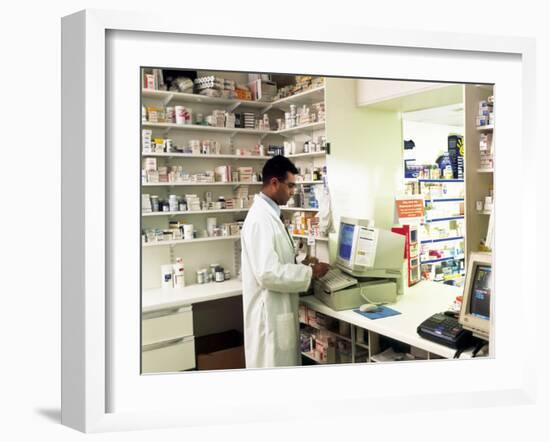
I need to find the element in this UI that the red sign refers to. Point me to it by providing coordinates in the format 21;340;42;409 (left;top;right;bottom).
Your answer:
396;198;424;220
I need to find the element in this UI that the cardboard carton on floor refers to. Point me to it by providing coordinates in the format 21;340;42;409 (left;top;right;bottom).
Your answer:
195;329;245;371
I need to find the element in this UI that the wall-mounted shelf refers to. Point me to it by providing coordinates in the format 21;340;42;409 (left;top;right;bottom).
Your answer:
477;168;494;173
142;182;262;187
288;151;327;159
420;236;464;244
142;152;271;160
143;122;273;136
281;207;319;212
142;208;250;217
271;86;325;110
142;86;325;111
424;216;464;223
292;234;329;242
142;89;267;108
142;235;241;248
476;125;494;131
275;121;325;136
418;179;464;183
420;255;465;264
424;198;464;203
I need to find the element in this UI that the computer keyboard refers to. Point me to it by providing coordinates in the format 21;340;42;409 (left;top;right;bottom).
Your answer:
318;268;358;292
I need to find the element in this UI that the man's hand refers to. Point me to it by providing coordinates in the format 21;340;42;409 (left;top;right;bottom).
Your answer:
301;255;319;266
311;262;330;279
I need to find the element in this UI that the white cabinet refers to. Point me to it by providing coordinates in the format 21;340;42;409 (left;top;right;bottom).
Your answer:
141;305;195;373
142;306;193;346
142;337;196;373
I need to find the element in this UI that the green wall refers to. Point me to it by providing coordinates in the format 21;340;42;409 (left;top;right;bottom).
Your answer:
325;78;403;262
325;77;402;226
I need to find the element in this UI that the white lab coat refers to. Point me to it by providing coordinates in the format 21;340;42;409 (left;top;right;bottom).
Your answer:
241;194;313;368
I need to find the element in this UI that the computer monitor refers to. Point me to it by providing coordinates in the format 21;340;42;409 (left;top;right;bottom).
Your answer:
335;217;405;292
459;252;492;341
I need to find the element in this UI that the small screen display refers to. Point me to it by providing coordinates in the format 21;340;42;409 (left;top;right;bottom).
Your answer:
469;264;491;320
338;223;355;262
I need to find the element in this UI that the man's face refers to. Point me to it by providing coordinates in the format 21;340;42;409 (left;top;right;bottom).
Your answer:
274;172;296;205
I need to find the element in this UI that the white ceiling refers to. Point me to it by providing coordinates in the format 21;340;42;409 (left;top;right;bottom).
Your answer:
403;103;464;127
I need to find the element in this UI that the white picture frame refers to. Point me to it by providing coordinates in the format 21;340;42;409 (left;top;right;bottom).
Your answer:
62;9;538;433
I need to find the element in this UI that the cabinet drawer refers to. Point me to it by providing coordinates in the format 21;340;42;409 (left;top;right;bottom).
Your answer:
142;306;193;346
142;337;195;373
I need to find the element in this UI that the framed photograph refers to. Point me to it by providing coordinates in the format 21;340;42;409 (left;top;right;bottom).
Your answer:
62;9;537;433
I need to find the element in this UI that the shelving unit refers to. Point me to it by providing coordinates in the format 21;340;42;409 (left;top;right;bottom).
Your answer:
464;85;494;258
141;72;330;372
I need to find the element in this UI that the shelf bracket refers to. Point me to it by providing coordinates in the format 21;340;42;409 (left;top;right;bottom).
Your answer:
163;93;175;107
227;101;241;113
260;104;273;114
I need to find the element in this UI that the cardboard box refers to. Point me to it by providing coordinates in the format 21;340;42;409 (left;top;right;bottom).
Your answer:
195;330;245;371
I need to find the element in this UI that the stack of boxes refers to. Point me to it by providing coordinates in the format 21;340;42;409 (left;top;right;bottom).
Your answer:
237;167;254;183
290;212;319;236
479;132;494;170
476;97;494;127
194;76;236;99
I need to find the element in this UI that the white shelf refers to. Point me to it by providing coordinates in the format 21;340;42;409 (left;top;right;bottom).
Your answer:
275;121;325;136
271;86;325;109
142;152;271;160
142;235;240;247
142;86;325;110
142;151;327;160
142;209;250;217
477;168;494;173
292;234;329;242
478;211;492;215
142;122;272;135
142;89;266;108
297;180;324;185
281;207;319;212
142;279;243;313
301;351;326;364
476;125;494;131
142;181;261;187
288;151;327;159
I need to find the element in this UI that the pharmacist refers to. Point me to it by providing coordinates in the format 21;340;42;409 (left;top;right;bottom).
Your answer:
241;155;330;368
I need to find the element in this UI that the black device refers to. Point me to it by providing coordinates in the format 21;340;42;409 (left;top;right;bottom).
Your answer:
417;312;472;349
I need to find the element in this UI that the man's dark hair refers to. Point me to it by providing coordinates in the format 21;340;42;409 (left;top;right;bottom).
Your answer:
262;155;299;185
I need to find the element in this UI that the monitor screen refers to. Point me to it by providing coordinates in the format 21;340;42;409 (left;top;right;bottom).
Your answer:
469;264;491;320
338;223;355;262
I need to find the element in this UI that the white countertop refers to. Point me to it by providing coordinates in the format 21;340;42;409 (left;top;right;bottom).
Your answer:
300;280;463;358
142;279;243;313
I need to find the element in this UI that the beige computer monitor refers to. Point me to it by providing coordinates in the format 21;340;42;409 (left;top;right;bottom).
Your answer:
459;252;492;341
